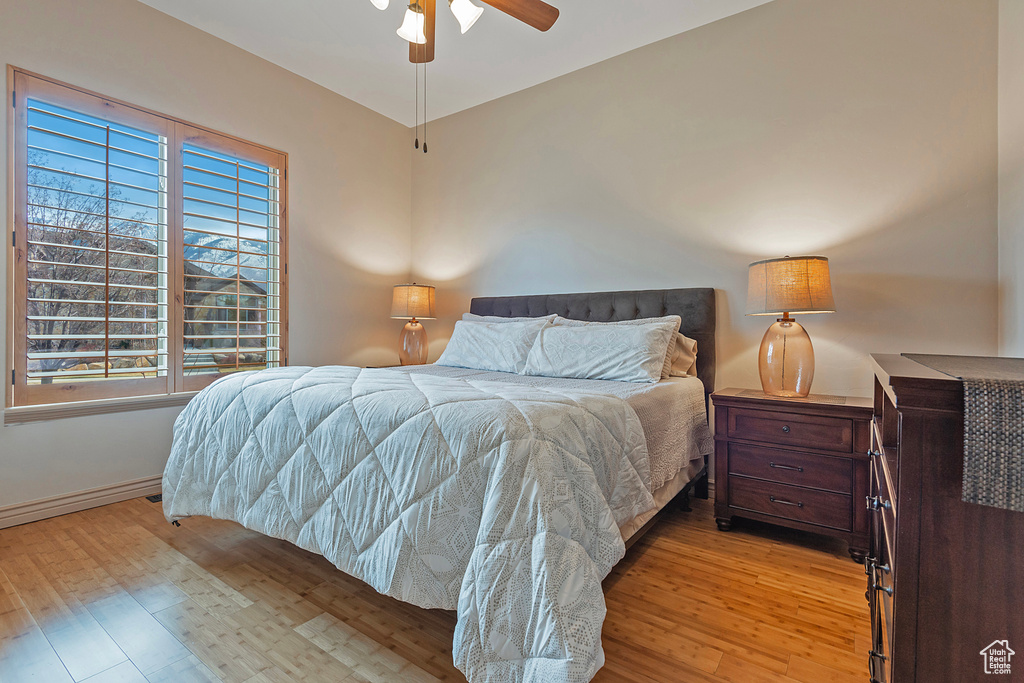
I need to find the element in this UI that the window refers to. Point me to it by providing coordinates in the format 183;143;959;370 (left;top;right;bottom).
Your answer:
9;70;288;408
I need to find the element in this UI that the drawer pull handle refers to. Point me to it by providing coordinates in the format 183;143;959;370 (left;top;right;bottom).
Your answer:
866;495;892;512
781;425;791;433
870;561;894;595
769;495;803;508
868;649;888;683
868;449;882;458
769;462;804;472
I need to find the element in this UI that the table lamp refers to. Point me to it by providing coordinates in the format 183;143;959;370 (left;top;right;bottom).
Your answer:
391;283;436;365
746;256;835;397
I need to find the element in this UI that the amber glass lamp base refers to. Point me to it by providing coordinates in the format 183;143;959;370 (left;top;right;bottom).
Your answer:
399;319;428;365
758;317;814;397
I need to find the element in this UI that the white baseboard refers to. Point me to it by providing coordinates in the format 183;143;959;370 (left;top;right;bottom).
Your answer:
0;475;162;530
0;474;710;531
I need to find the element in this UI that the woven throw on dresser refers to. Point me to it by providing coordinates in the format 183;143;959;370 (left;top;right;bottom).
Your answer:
961;378;1024;512
904;354;1024;513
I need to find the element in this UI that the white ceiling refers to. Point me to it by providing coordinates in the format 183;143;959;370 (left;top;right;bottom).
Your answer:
138;0;772;127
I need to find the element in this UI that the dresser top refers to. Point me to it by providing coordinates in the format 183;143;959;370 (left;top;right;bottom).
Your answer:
902;353;1024;381
870;353;963;412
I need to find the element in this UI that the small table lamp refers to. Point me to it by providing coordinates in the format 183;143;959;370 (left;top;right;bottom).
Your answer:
391;283;436;365
746;256;835;397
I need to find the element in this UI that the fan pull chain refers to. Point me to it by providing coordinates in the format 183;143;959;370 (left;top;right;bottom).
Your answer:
414;51;420;150
423;60;428;153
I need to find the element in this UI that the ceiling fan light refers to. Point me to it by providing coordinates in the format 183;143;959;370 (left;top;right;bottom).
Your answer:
370;0;389;9
449;0;483;34
397;4;427;44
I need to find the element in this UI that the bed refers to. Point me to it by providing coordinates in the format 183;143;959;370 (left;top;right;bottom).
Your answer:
162;287;716;683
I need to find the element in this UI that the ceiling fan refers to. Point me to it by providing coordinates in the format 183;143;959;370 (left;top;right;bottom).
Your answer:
371;0;560;63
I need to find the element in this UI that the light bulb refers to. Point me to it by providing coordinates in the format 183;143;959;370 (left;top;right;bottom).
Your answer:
449;0;483;34
370;0;388;9
397;4;427;44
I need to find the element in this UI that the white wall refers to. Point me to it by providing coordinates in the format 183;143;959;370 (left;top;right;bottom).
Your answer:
1;0;1005;512
1000;0;1024;355
411;0;999;397
0;0;412;508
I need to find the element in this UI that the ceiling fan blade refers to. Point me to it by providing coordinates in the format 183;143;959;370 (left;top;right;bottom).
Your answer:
410;0;436;63
480;0;558;31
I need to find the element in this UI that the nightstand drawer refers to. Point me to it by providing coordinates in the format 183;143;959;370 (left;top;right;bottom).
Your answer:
727;407;854;452
728;477;852;531
728;443;853;493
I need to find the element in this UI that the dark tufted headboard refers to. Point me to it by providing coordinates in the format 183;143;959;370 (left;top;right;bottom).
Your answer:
469;288;716;396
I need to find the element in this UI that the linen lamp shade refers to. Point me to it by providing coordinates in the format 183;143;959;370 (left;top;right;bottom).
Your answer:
390;284;436;320
747;256;835;316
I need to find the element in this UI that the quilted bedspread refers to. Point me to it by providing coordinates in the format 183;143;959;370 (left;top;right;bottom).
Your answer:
162;365;658;682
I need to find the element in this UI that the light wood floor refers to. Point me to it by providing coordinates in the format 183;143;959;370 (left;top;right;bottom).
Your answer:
0;495;869;683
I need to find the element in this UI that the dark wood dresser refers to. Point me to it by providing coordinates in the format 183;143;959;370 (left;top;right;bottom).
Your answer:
711;388;873;562
867;354;1024;682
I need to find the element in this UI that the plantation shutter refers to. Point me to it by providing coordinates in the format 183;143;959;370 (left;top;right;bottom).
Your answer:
13;75;173;405
178;126;285;392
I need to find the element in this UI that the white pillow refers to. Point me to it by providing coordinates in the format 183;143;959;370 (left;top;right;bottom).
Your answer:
436;319;550;374
462;313;557;324
552;315;698;378
523;319;677;383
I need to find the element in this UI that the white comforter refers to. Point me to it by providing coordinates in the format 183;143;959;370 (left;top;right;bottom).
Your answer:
163;365;662;682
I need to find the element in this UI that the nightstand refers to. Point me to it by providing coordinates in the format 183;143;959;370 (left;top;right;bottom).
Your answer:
711;387;873;562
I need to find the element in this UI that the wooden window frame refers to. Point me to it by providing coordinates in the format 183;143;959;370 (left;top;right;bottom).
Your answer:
6;67;288;413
